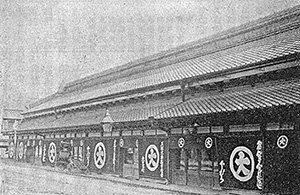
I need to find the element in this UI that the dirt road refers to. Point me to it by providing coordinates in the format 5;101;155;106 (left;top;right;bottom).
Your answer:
0;160;178;195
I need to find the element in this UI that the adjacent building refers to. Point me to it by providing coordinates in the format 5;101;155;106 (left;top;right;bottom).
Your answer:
0;109;22;157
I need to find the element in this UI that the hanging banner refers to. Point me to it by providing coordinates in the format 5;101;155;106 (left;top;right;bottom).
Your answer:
256;140;263;190
112;139;117;172
8;142;14;159
87;138;115;173
263;130;300;194
41;140;60;165
86;145;91;167
42;143;47;164
18;141;24;161
78;139;84;161
218;134;261;190
139;137;167;180
48;142;57;164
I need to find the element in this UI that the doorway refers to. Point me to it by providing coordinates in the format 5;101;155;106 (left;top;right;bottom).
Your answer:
123;146;139;179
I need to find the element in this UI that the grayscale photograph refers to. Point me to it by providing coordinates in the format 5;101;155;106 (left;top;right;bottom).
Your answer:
0;0;300;194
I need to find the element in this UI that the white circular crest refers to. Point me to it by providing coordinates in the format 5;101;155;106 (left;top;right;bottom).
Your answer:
18;142;24;159
205;137;213;149
94;142;106;169
230;146;254;182
48;142;56;163
277;135;288;149
145;144;160;172
9;142;14;158
178;138;185;148
119;138;124;147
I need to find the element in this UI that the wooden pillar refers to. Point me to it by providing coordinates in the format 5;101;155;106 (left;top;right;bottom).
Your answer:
185;148;188;185
223;123;229;135
294;105;300;131
166;128;171;184
260;110;267;192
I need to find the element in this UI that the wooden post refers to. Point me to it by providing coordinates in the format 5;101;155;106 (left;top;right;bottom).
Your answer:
185;148;188;185
14;129;17;160
210;125;213;188
166;129;171;184
260;114;267;192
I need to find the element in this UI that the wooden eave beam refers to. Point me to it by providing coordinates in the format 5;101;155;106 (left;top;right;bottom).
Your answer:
191;57;299;88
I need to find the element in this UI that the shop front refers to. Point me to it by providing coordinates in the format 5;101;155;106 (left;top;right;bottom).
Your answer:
169;132;220;188
24;140;35;163
119;137;139;179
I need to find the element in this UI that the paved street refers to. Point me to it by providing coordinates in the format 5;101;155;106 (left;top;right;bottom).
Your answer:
0;160;178;195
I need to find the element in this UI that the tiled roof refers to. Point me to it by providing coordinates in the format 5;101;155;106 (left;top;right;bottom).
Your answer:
27;85;180;114
28;37;300;113
155;79;300;119
110;99;181;123
19;98;182;131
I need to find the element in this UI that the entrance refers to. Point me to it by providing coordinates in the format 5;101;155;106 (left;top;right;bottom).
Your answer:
122;146;139;179
170;136;219;188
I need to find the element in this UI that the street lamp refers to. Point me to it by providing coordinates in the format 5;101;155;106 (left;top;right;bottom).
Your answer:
102;109;114;132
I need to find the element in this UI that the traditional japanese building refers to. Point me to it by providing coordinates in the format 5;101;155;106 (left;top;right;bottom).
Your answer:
0;109;22;157
4;5;300;194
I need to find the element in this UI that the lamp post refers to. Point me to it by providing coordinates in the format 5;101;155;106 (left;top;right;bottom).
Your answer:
102;109;114;132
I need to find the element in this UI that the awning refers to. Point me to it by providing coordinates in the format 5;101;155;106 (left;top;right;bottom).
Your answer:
18;79;300;131
19;98;182;131
155;79;300;119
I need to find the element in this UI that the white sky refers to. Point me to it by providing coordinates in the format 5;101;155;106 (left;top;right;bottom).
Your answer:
1;0;300;109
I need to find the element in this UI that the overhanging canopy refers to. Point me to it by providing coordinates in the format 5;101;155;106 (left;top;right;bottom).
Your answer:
155;79;300;119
